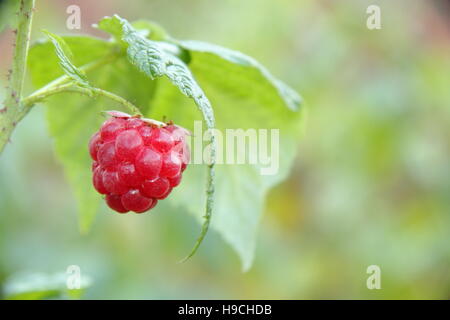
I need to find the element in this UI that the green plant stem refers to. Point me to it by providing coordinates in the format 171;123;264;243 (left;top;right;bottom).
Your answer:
179;163;215;263
0;0;35;153
28;55;115;101
179;132;216;263
22;83;142;116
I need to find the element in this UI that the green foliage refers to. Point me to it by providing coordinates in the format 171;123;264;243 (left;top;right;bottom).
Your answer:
97;15;217;259
178;40;302;111
42;30;90;88
2;0;449;299
26;16;303;269
3;272;91;300
97;15;215;129
131;20;169;41
28;36;157;232
148;43;304;270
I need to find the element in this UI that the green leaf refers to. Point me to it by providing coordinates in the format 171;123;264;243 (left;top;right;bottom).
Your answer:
132;20;169;41
97;15;214;129
97;15;216;260
27;18;304;270
28;36;157;232
148;42;304;270
3;272;92;300
42;30;90;88
178;40;302;112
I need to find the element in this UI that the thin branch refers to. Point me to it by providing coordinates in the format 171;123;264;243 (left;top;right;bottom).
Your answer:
0;0;35;153
27;54;117;99
9;0;34;104
179;133;216;263
22;83;143;116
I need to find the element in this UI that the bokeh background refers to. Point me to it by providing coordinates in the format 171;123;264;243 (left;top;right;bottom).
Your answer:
0;0;449;299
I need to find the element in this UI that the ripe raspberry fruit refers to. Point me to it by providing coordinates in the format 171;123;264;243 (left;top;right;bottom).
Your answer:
89;112;190;214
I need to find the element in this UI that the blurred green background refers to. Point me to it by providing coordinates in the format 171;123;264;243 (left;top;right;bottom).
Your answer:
0;0;449;299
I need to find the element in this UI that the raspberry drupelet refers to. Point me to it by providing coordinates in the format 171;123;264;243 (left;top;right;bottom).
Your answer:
89;113;190;214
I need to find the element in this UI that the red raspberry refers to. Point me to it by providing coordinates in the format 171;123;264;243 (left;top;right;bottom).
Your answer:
88;113;190;214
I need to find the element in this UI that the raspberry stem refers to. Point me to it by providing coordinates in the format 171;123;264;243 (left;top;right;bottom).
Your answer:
22;83;143;116
0;0;35;153
179;134;216;263
25;54;117;102
0;2;121;153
